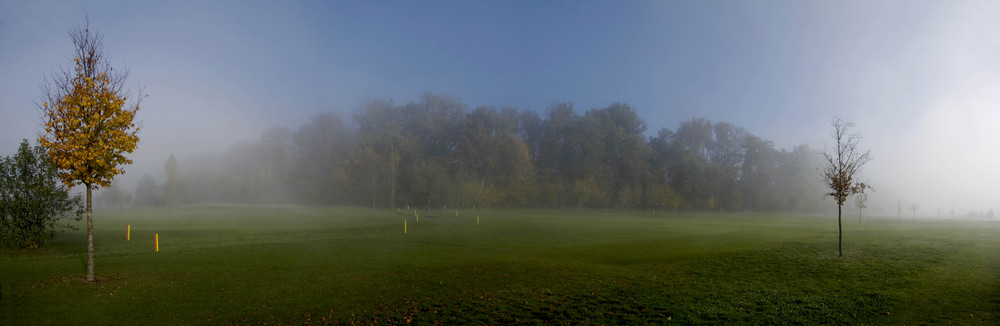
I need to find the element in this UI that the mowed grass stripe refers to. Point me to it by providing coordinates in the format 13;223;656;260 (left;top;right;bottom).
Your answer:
2;206;1000;324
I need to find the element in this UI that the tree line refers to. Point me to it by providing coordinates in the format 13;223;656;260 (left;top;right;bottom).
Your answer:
119;93;827;211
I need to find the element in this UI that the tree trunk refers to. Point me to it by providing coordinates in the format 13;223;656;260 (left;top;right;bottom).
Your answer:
387;161;395;209
85;183;95;282
859;207;862;224
838;203;843;258
370;174;377;209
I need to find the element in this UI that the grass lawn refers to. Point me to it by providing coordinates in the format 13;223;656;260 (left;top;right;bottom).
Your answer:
2;205;1000;324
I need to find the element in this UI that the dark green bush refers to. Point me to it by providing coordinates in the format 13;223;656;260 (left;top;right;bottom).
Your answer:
0;139;83;249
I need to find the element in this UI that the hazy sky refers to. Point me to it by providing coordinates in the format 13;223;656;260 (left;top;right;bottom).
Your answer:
2;1;999;213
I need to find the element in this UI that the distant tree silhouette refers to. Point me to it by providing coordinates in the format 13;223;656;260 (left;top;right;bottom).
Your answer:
855;192;867;224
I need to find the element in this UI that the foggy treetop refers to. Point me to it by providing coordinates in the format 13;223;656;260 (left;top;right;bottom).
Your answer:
3;1;1000;212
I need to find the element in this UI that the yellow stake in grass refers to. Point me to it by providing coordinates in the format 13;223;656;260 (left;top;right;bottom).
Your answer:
477;216;480;224
154;233;159;253
126;224;130;241
455;210;458;216
404;220;407;234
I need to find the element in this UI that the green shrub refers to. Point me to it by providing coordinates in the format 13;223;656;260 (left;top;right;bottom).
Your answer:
0;139;83;248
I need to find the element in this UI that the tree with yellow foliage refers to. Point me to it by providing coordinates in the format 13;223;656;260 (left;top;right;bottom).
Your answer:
38;18;142;282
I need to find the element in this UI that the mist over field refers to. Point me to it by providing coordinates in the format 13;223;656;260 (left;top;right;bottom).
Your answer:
2;0;1000;215
9;2;1000;324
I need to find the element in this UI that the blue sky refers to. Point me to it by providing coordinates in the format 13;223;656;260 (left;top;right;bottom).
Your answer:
2;0;1000;213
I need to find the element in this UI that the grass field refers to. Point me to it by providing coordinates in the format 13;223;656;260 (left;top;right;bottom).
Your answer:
2;205;1000;325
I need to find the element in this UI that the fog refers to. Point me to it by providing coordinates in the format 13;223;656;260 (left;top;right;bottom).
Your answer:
2;1;1000;215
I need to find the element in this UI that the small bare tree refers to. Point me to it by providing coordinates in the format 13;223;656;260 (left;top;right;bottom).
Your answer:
822;118;871;258
855;192;868;224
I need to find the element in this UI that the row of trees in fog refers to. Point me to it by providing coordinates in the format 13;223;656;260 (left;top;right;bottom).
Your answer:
115;93;827;211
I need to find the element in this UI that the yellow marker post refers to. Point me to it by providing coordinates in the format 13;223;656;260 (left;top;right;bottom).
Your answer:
455;210;458;217
154;233;159;253
404;221;407;234
477;216;480;224
126;224;130;241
